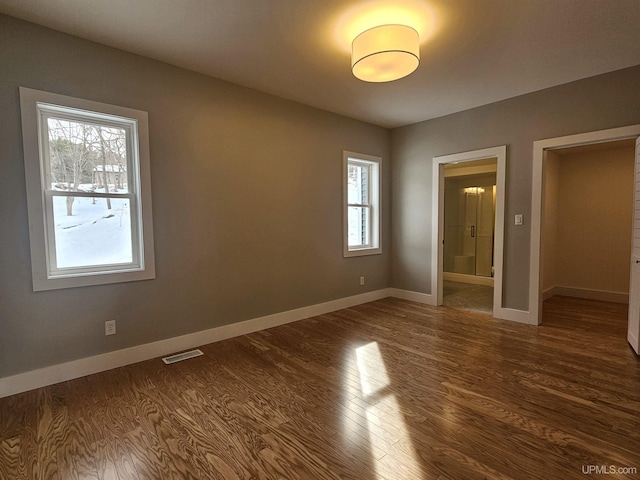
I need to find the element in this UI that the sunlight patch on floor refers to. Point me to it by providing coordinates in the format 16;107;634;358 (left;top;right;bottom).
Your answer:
353;342;425;479
355;341;390;396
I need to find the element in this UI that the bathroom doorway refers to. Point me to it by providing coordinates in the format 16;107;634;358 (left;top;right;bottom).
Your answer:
442;161;496;313
432;145;506;318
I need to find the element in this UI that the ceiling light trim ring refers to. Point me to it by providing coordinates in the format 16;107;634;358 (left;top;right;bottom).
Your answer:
351;49;420;69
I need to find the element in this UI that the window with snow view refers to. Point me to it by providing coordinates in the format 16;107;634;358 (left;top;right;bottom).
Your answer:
343;151;381;257
20;88;155;291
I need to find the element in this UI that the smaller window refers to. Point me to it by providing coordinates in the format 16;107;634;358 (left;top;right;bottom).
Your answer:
343;151;381;257
20;87;155;291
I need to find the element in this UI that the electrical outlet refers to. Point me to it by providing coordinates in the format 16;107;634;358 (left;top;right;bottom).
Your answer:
105;320;116;336
360;276;365;286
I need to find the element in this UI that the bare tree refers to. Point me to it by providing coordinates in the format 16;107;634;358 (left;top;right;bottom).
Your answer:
48;119;127;216
97;126;112;210
48;120;95;216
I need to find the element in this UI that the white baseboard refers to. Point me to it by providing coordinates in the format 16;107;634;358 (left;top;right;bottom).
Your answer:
546;285;629;304
443;272;494;287
628;331;639;355
389;287;533;325
388;288;435;305
0;288;392;399
0;287;540;398
493;306;538;325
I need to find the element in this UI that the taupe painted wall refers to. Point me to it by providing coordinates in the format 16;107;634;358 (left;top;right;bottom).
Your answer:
391;65;640;310
0;15;390;378
548;146;634;296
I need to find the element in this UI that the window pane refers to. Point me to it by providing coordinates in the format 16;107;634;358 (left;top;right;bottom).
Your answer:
348;164;369;204
52;196;133;269
47;118;129;194
348;206;370;247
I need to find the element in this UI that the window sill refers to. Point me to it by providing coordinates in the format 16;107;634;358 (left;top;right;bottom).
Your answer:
344;247;382;258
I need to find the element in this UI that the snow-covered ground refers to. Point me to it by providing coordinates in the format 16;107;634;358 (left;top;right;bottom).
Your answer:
52;192;132;269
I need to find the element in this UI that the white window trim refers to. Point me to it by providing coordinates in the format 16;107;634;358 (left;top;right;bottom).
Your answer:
20;87;155;291
343;151;382;257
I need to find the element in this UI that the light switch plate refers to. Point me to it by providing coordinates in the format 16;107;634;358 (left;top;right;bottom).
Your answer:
515;214;524;226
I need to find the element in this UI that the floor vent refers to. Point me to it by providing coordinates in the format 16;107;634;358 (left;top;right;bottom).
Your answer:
162;349;204;365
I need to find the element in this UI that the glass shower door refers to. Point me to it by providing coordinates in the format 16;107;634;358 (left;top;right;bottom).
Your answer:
443;179;495;277
474;186;494;277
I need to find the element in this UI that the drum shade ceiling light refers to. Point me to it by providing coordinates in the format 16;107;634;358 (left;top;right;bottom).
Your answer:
351;24;420;82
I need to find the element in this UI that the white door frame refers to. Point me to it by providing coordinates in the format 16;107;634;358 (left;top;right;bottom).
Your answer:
529;125;640;325
432;146;507;316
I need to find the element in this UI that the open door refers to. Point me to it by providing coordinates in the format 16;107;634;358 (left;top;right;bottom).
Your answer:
628;136;640;354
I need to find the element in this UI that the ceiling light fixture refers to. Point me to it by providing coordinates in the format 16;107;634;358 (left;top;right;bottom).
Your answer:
351;24;420;82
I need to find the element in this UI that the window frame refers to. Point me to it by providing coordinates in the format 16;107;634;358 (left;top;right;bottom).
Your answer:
20;87;155;291
343;151;382;257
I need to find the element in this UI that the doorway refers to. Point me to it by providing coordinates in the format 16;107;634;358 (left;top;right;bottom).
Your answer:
442;165;496;313
432;146;506;318
540;140;635;306
530;125;640;327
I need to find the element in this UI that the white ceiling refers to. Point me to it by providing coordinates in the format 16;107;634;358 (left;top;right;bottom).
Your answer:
2;0;640;128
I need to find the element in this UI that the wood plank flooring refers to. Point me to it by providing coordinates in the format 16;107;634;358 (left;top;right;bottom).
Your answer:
1;296;639;479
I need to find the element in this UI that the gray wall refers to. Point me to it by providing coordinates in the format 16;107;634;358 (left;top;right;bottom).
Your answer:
0;15;390;378
391;65;640;310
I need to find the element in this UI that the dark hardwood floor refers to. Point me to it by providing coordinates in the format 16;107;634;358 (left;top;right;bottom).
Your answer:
1;296;639;479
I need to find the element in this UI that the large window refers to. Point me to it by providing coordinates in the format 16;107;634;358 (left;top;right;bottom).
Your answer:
20;88;155;291
343;151;381;257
